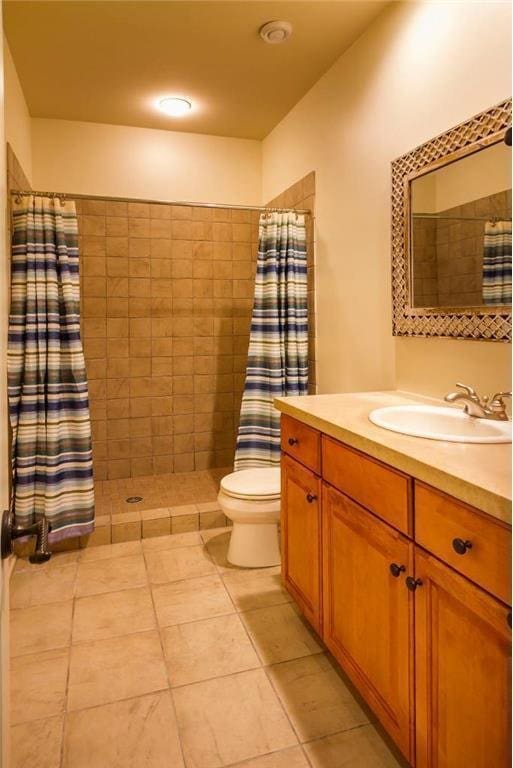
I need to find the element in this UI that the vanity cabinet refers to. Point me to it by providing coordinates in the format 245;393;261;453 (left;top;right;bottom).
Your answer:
281;453;322;633
280;414;512;768
322;482;414;760
414;547;511;768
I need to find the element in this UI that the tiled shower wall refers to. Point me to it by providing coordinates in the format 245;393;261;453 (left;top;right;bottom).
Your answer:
79;199;258;481
7;144;31;194
413;189;511;307
78;173;315;482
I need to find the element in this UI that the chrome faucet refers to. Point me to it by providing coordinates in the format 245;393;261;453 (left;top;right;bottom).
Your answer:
444;383;512;421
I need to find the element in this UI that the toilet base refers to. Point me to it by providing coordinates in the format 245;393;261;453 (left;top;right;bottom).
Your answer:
227;522;281;568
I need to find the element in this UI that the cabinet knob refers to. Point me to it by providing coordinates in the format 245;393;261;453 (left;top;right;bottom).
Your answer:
306;493;317;504
406;576;423;592
452;538;473;556
389;563;406;578
288;437;299;446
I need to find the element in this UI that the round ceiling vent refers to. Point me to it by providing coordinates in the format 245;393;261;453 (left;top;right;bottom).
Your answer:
259;20;292;45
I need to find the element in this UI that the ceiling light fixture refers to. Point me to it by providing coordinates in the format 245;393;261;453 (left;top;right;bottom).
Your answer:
259;20;292;45
158;97;192;117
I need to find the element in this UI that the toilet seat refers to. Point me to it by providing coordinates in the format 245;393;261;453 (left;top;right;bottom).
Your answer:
220;468;280;501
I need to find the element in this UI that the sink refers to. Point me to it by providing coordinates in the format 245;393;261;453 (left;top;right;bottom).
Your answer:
368;404;512;444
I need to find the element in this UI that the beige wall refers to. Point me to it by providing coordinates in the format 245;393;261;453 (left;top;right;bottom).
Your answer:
31;118;261;206
262;0;512;397
396;337;511;400
3;36;31;184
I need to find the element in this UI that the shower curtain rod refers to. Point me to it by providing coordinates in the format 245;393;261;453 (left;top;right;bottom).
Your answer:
10;189;311;215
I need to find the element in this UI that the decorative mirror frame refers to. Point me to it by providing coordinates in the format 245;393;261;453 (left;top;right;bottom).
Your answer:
391;99;512;342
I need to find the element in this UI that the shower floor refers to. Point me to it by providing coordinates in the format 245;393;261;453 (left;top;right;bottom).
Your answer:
9;528;404;768
67;468;233;550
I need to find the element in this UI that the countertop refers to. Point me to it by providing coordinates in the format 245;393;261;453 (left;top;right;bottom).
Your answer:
274;390;512;526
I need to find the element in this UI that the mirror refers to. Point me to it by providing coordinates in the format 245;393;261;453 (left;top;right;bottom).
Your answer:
410;142;511;309
391;98;511;342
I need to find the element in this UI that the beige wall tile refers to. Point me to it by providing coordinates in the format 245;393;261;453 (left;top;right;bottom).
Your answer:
171;512;198;532
143;517;171;538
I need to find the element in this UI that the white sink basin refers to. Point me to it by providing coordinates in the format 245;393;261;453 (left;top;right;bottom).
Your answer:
369;404;512;444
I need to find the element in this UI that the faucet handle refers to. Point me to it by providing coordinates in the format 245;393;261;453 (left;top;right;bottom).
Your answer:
489;391;512;408
490;391;512;402
455;382;478;398
488;391;511;420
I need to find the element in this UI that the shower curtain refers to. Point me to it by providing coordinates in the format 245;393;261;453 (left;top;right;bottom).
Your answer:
8;195;95;542
482;219;512;305
234;211;308;470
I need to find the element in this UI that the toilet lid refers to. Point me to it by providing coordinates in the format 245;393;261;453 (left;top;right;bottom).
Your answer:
220;468;281;500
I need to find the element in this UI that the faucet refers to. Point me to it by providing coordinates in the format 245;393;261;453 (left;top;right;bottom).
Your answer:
444;383;512;421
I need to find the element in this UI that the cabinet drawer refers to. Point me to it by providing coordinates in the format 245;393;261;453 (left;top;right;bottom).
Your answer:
415;482;512;605
281;414;321;474
322;436;412;535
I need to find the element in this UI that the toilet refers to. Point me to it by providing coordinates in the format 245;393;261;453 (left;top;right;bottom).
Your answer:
217;467;281;568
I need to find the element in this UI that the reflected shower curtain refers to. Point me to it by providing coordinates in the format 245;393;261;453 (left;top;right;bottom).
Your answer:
482;219;512;305
234;211;308;470
8;195;94;542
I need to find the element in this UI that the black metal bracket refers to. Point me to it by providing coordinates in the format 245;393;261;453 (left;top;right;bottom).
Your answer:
1;510;52;563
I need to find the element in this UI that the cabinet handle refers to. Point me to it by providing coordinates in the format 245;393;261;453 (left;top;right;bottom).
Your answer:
452;538;473;555
507;612;512;629
406;576;423;592
389;563;406;578
306;493;317;504
288;437;299;446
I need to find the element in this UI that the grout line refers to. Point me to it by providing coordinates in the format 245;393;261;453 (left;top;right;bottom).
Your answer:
164;651;323;693
59;564;80;768
143;535;189;768
220;745;309;768
61;686;170;718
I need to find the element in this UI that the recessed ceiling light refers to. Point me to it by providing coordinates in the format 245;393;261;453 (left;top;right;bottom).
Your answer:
158;97;192;117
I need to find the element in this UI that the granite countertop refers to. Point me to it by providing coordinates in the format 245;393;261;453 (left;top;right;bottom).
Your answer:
274;390;512;526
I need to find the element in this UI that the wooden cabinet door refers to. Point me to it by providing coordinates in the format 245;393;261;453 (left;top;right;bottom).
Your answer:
415;546;512;768
322;482;414;763
281;454;322;634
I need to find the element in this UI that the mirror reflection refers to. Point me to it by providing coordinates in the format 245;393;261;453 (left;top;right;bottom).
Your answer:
410;142;512;309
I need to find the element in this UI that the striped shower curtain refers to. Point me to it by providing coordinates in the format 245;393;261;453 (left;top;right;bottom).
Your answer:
8;195;95;542
234;211;308;470
482;220;512;305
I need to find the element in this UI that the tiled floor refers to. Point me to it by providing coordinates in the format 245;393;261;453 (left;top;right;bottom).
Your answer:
10;527;404;768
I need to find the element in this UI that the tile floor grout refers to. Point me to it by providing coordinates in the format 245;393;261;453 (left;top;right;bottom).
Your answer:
10;526;402;768
145;566;189;768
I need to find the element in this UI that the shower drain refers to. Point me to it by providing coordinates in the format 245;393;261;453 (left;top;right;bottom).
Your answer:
126;496;143;503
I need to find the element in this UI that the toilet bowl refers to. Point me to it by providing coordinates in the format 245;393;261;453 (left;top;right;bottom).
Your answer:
217;468;281;567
